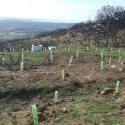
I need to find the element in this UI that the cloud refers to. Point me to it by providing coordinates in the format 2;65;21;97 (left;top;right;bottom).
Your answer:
108;0;125;6
0;0;125;22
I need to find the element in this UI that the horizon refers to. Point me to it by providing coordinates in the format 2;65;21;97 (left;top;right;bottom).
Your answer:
0;0;125;23
0;16;73;23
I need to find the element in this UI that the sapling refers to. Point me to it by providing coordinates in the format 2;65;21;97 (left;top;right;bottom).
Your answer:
100;51;103;60
21;54;24;62
76;48;79;54
2;58;5;65
119;48;121;55
50;50;52;55
119;56;122;64
68;47;70;53
31;47;33;52
68;59;71;67
54;91;58;103
6;50;7;55
70;56;73;63
20;61;24;71
87;46;89;51
62;70;65;80
32;104;38;125
10;48;12;53
50;54;53;62
92;45;95;52
110;47;113;51
27;48;29;53
22;48;24;54
64;47;66;52
95;48;97;54
109;57;111;65
90;43;93;48
77;46;79;52
101;61;104;71
116;81;120;93
76;52;79;58
108;44;110;48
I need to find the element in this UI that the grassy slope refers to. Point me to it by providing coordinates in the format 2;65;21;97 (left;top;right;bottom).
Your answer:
0;43;125;124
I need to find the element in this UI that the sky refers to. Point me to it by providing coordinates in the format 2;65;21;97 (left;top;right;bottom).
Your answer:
0;0;125;23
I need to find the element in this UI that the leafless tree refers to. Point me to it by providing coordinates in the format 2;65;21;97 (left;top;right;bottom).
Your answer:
96;5;125;46
96;5;124;21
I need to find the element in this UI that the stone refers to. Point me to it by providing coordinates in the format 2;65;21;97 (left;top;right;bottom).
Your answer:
119;68;123;72
121;62;124;64
100;88;114;95
62;107;67;113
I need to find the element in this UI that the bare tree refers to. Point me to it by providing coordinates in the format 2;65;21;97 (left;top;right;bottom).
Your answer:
96;5;125;47
96;5;124;21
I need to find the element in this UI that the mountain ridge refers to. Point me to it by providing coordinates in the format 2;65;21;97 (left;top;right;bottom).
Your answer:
0;18;74;31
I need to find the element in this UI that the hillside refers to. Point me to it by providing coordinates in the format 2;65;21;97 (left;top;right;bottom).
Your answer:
0;19;74;31
1;5;125;49
12;10;125;50
0;18;74;40
1;5;125;125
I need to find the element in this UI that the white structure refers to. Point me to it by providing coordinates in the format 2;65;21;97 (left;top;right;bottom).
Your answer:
48;46;56;50
32;45;42;52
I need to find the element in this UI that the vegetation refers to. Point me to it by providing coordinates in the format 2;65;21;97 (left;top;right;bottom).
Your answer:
1;4;125;125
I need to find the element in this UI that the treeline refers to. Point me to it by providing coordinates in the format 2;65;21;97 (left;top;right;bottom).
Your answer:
69;5;125;47
34;5;125;47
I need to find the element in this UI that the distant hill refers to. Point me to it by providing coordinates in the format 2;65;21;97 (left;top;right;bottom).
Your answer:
0;18;74;31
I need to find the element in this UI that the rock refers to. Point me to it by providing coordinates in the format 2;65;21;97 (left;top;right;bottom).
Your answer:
121;108;125;113
72;79;82;87
110;65;116;68
119;68;123;72
116;98;122;102
119;104;125;110
38;106;48;113
37;112;46;122
54;116;62;122
108;112;111;115
83;76;89;79
100;88;114;95
62;107;67;113
48;109;56;117
121;62;124;64
65;73;70;77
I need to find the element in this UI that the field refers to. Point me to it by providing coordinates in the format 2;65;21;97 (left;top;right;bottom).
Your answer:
0;30;35;40
0;43;125;125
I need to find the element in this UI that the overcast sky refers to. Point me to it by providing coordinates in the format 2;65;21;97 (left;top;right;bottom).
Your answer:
0;0;125;23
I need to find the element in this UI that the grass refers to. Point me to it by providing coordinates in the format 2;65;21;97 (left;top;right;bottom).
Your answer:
84;98;122;125
0;42;125;63
0;31;34;40
1;43;125;124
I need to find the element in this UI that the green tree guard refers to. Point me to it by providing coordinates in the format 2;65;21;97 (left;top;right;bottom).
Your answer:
62;70;64;80
101;61;104;71
32;104;38;125
116;81;120;93
54;91;58;103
